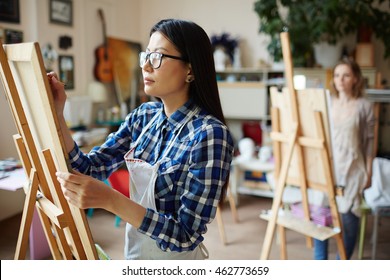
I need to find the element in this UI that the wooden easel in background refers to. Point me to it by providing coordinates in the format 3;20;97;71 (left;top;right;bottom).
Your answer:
259;32;346;259
216;186;239;245
0;42;100;259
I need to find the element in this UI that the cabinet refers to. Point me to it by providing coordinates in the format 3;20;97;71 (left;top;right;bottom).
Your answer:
217;68;284;120
218;82;268;120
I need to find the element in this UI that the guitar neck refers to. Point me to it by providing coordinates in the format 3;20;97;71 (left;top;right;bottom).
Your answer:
102;23;108;47
98;9;108;47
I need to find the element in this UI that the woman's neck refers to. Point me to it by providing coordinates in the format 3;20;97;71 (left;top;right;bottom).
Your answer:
162;95;189;117
338;91;354;103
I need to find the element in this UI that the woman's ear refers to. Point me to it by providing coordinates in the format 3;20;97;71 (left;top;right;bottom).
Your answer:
186;64;195;83
186;75;194;83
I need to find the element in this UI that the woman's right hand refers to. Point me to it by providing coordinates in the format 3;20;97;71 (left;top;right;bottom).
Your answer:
47;71;67;116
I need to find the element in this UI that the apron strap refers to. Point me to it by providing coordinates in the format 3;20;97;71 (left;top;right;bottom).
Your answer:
131;109;162;149
159;107;200;159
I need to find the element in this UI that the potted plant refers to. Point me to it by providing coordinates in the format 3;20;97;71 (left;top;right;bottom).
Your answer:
254;0;314;67
254;0;390;67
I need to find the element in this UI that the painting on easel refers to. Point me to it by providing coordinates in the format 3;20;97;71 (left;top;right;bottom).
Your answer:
107;37;142;111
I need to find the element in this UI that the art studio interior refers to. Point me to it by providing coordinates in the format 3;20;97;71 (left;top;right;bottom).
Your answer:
0;0;389;261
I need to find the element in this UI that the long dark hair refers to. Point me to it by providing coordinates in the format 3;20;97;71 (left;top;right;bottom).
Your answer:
150;19;229;206
150;19;226;124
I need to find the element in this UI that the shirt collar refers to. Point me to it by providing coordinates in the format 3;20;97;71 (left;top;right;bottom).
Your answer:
155;99;198;132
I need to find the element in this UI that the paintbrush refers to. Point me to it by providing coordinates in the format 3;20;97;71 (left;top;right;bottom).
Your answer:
48;74;66;88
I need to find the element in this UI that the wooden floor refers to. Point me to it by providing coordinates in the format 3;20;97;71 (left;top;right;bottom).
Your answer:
1;195;389;260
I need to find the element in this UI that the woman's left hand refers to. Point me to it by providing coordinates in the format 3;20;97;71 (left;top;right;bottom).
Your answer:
56;170;113;209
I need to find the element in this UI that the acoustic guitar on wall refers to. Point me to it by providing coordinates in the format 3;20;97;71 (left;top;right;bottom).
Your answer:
94;9;114;83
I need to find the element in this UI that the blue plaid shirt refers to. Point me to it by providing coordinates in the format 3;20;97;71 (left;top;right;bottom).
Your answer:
69;99;234;252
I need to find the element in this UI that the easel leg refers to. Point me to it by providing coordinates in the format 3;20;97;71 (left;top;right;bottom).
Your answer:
278;225;287;259
215;184;239;245
216;206;227;245
260;126;298;259
35;208;63;259
227;184;239;223
14;169;39;260
358;210;367;259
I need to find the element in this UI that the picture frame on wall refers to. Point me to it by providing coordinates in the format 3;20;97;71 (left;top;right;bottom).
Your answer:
59;55;74;89
4;29;23;44
0;0;20;23
49;0;73;26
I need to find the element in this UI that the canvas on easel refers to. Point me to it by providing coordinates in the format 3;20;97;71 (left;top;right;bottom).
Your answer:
0;41;98;259
259;32;346;260
270;86;334;189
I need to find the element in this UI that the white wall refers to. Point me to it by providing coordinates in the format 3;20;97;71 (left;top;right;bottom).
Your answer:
138;0;270;68
1;0;389;159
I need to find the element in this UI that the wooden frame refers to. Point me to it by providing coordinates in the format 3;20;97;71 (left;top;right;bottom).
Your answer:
58;55;74;89
0;41;97;259
0;0;20;23
49;0;73;26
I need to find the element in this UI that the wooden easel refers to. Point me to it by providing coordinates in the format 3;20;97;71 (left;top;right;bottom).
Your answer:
216;186;239;245
0;42;99;259
259;32;346;260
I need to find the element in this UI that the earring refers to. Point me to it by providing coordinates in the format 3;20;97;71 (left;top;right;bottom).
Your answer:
186;76;194;83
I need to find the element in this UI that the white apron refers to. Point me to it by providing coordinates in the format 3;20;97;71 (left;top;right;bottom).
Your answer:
123;109;209;260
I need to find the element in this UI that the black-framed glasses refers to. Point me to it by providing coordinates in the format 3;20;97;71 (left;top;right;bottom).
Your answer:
139;51;186;69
